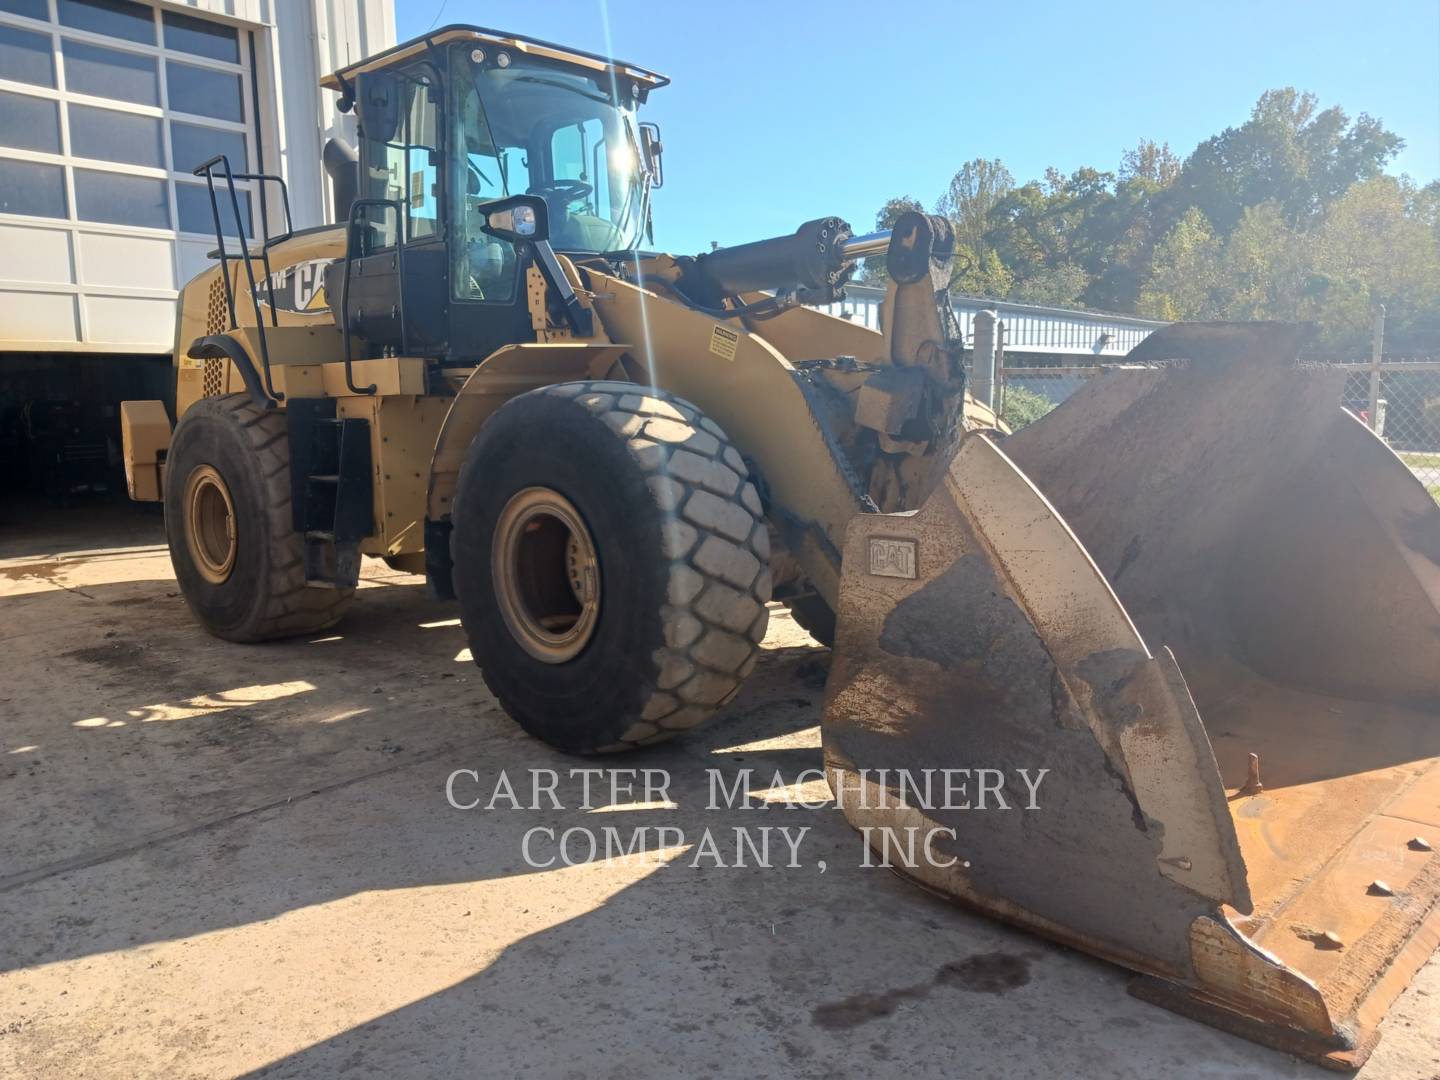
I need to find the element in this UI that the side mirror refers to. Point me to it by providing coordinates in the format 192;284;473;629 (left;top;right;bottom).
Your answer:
479;194;549;244
355;71;402;145
639;122;664;188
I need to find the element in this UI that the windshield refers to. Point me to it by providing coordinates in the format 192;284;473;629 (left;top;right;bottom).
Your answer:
454;49;648;269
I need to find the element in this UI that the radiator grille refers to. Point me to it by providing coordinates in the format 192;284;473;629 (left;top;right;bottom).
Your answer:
202;358;225;397
206;275;229;336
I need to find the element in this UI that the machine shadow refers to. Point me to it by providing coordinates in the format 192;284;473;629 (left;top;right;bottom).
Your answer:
0;562;834;982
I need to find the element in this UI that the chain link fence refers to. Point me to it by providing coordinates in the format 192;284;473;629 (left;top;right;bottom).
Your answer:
1338;361;1440;502
996;360;1440;505
996;367;1103;429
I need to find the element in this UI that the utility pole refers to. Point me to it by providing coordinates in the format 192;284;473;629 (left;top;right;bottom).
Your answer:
1367;304;1386;433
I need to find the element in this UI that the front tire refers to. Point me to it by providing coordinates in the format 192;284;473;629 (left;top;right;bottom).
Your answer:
451;381;771;753
164;395;353;642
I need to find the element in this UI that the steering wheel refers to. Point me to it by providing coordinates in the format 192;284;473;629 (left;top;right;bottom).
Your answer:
531;179;593;205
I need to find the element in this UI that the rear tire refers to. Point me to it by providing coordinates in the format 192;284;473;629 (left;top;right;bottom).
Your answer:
164;395;354;642
451;380;771;753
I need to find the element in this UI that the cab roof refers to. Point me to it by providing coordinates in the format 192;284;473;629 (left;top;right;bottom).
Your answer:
320;24;670;95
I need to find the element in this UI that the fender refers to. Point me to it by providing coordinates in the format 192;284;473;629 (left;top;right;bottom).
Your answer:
588;271;872;607
186;334;275;411
423;342;629;597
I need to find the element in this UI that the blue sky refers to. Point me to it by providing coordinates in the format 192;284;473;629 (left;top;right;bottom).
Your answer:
397;0;1440;254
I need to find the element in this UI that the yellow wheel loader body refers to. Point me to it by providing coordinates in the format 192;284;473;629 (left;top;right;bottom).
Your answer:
118;22;1440;1069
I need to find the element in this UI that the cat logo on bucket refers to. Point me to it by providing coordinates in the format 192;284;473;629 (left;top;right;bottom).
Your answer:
253;259;333;316
867;537;917;579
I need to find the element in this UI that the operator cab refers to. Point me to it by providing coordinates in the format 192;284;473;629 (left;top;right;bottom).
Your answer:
319;26;666;363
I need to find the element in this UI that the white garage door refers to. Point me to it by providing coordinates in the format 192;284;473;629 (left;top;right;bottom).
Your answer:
0;0;261;350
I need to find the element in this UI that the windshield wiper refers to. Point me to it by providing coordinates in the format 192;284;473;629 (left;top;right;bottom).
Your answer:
463;66;510;197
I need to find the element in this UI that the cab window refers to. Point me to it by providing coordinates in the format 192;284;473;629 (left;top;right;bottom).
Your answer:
360;68;440;246
404;79;440;240
451;75;520;303
551;119;612;215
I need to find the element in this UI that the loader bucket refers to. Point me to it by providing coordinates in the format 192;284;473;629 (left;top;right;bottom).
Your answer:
821;323;1440;1069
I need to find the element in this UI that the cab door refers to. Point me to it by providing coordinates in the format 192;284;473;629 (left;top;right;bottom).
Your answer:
340;63;450;355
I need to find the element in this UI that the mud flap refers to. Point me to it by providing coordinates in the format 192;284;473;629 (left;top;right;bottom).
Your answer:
823;324;1440;1069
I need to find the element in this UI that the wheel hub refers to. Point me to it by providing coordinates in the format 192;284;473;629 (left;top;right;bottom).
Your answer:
492;487;600;664
183;464;237;585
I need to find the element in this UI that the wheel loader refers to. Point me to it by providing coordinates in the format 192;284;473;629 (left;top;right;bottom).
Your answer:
119;23;1440;1069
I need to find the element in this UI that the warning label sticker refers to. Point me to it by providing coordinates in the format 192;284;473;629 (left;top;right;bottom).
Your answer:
709;324;739;360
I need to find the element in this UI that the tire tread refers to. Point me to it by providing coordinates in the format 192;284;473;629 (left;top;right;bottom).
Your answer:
171;395;353;641
457;380;771;750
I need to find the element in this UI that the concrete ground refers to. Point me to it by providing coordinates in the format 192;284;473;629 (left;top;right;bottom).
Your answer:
1;501;1437;1079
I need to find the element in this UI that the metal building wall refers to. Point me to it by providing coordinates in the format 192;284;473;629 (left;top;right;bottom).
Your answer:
0;0;393;356
266;0;395;232
815;285;1165;359
949;298;1164;358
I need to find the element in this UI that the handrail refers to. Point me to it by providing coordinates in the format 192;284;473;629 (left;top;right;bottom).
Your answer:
193;159;296;248
193;154;293;403
339;198;408;396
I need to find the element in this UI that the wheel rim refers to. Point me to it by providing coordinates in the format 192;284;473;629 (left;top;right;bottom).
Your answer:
492;487;601;664
183;464;237;585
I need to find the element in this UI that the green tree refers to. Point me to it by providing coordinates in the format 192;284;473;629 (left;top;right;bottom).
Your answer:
1168;89;1403;233
1215;201;1314;322
988;167;1116;282
1075;140;1188;310
1309;176;1440;352
937;158;1013;291
862;87;1435;357
1120;140;1181;186
950;242;1014;298
1008;262;1089;307
1001;385;1057;429
1137;207;1221;320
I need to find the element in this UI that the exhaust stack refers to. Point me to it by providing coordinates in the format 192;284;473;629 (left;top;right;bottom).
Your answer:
323;137;358;225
